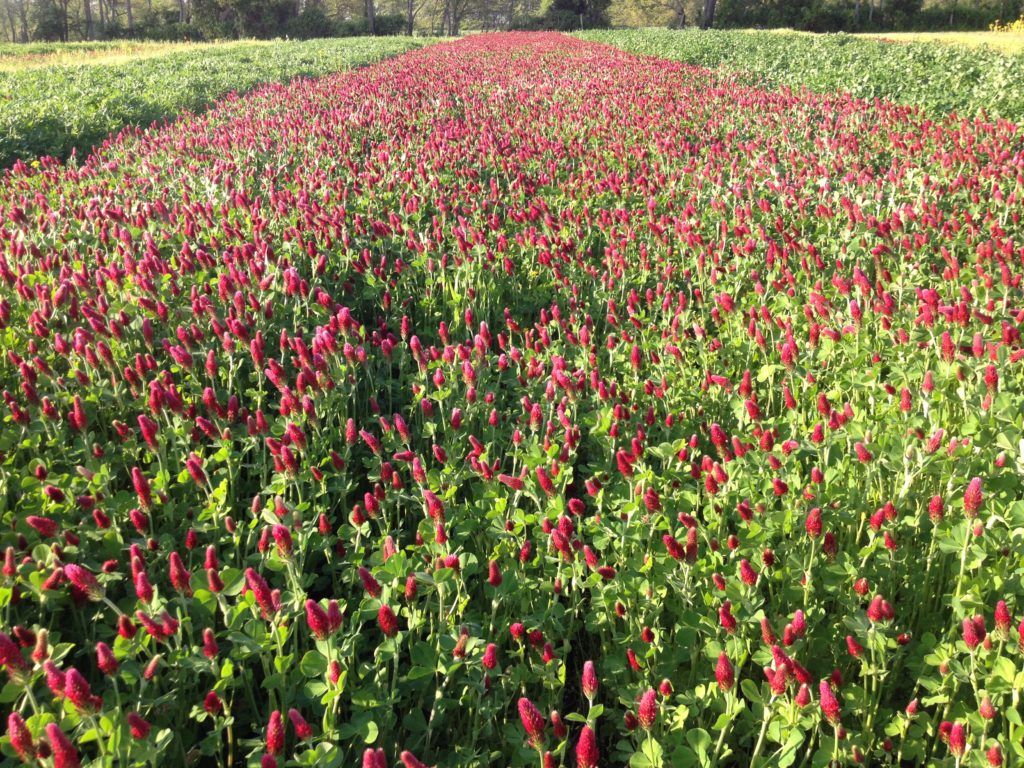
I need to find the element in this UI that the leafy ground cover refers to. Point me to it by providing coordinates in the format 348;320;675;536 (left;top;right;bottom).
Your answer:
853;30;1024;54
1;29;1024;768
0;36;433;168
0;41;271;72
579;28;1024;123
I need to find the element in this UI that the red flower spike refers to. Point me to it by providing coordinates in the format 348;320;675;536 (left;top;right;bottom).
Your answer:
575;725;599;768
96;641;118;676
306;599;331;640
7;712;33;761
288;708;313;740
518;697;546;748
550;710;566;739
716;653;734;691
987;743;1003;766
46;723;80;768
582;660;598;700
638;688;658;729
964;477;983;518
203;691;223;715
378;605;399;637
127;712;152;739
948;723;966;758
400;751;429;768
819;680;841;725
265;710;284;755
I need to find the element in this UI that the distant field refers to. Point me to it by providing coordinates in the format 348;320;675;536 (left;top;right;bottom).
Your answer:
0;37;436;167
580;28;1024;121
725;27;1024;54
0;39;257;71
858;30;1024;53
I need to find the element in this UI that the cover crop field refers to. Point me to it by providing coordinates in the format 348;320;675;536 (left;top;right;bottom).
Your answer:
1;30;1024;768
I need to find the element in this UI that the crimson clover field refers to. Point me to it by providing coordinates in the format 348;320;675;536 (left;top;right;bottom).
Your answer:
1;31;1024;768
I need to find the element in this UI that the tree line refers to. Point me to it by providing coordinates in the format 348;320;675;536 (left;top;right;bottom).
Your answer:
1;0;1021;44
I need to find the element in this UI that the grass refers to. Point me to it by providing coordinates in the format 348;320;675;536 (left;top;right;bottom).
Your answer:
727;27;1024;54
854;30;1024;53
0;40;267;72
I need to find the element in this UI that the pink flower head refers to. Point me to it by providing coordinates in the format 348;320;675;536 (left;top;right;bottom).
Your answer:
271;525;293;557
819;680;841;725
265;710;284;755
575;725;599;768
46;723;80;768
127;712;152;739
638;688;658;729
306;599;331;640
7;712;33;761
131;467;153;509
964;477;983;518
0;631;27;681
288;708;313;740
987;743;1003;766
64;667;100;712
358;566;382;598
806;507;822;538
582;659;599;700
378;604;398;637
400;751;429;768
244;568;275;618
963;615;985;650
948;723;966;758
518;697;546;747
204;691;224;715
995;600;1012;637
716;653;734;691
482;643;498;670
96;641;118;676
169;551;192;595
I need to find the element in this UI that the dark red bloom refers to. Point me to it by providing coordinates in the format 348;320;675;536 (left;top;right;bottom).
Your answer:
306;599;331;640
378;604;399;637
948;723;966;757
518;697;546;747
715;653;734;691
127;712;152;739
265;710;284;755
638;688;658;729
964;477;983;518
46;723;80;768
400;751;429;768
575;725;599;768
819;680;841;725
7;712;33;761
582;659;598;700
288;708;313;740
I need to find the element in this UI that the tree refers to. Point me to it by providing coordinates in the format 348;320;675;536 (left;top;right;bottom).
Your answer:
701;0;716;27
610;0;691;27
543;0;610;28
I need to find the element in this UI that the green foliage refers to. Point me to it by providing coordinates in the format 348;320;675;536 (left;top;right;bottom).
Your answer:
373;13;407;35
283;7;337;39
515;0;611;30
0;36;435;167
549;0;611;28
578;28;1024;121
711;0;927;31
